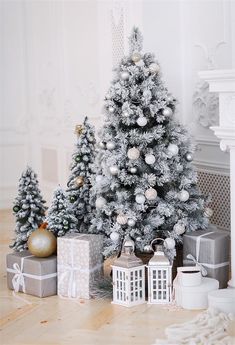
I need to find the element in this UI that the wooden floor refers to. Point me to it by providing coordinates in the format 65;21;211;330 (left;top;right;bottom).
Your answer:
0;210;233;345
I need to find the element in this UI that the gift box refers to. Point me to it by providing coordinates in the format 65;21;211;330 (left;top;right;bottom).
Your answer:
6;251;57;297
183;227;230;288
57;233;103;299
173;276;219;309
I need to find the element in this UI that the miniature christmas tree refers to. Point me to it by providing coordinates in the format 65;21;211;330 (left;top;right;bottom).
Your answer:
89;28;210;259
47;186;77;236
10;166;47;251
66;116;96;232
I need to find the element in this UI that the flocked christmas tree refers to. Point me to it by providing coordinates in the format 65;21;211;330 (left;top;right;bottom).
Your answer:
10;166;47;251
47;186;78;236
89;28;211;259
66;116;96;232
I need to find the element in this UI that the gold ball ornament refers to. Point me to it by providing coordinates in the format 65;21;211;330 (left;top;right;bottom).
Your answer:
74;124;83;136
27;223;57;258
75;176;84;187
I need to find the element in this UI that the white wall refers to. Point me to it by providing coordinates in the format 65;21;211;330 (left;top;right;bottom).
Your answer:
1;0;234;211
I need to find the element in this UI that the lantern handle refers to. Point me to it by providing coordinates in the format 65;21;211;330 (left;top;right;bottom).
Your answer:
150;237;165;252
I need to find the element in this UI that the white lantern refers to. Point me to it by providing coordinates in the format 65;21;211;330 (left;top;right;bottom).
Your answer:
147;238;172;304
112;236;145;307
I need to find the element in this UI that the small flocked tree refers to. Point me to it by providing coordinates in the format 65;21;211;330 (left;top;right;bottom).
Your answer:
89;28;210;259
47;186;77;236
66;116;96;232
10;166;47;251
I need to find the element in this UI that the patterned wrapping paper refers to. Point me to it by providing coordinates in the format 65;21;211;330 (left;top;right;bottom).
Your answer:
183;229;230;288
6;251;57;297
57;233;103;299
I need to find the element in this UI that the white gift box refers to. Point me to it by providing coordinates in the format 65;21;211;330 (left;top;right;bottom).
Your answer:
57;233;103;299
173;276;219;309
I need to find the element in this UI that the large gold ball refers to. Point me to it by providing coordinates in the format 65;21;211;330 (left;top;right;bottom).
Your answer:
27;227;57;257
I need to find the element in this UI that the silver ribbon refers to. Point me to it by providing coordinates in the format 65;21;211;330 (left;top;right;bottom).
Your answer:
184;231;229;276
7;254;57;293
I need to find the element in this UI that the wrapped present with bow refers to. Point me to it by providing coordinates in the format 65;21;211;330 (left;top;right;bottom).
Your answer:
57;233;103;299
183;227;230;288
6;251;57;297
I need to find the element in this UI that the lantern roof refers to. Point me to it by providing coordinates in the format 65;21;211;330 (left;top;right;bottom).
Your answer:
112;251;144;268
148;245;170;266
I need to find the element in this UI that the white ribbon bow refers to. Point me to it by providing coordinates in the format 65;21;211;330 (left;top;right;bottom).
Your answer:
12;262;26;292
186;254;208;277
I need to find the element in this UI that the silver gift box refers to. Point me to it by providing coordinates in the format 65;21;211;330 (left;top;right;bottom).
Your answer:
6;251;57;297
57;233;103;299
183;228;230;288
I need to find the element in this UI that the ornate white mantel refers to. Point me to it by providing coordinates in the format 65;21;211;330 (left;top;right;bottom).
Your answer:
199;70;235;292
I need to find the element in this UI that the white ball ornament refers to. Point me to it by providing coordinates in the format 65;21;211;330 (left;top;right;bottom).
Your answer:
204;207;213;218
164;238;176;250
106;141;115;150
179;190;190;202
110;232;120;242
130;167;137;174
135;193;146;204
95;197;107;209
145;188;158;200
162;107;173;117
116;214;128;225
109;165;119;175
167;143;179;156
145;154;156;165
127;219;136;227
120;71;130;81
131;52;141;63
108;106;115;113
149;63;160;74
127;147;140;160
173;223;186;235
98;141;105;149
137;116;147;127
123;110;129;117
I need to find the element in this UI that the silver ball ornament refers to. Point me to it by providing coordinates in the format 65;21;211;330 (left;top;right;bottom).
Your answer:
145;188;158;200
145;154;156;165
98;141;105;149
167;143;179;156
108;106;115;113
136;236;141;241
110;232;120;242
131;52;141;63
116;214;128;225
95;196;107;209
149;63;160;74
127;219;136;227
127;147;140;160
162;107;173;117
137;116;147;127
164;238;176;250
173;223;186;235
120;71;130;81
204;207;213;218
185;152;193;162
109;165;119;175
130;167;137;174
123;110;129;117
144;245;152;253
178;190;190;202
167;95;174;102
135;193;146;204
106;141;115;150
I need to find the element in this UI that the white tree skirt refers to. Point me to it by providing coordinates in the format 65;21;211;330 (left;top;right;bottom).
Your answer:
154;308;234;345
